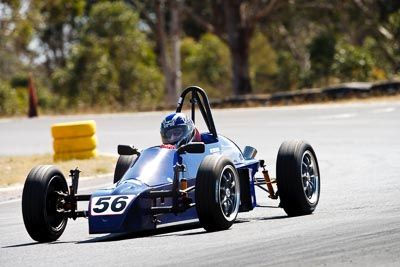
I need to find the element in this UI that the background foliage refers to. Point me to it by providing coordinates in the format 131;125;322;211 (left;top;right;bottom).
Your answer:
1;0;399;116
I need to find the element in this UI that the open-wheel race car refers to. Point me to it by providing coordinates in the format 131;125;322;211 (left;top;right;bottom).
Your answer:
22;86;321;242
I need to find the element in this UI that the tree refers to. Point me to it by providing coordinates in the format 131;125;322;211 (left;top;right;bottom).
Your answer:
184;0;281;95
52;1;163;110
257;0;340;89
126;0;183;106
249;30;278;93
349;0;400;74
181;33;231;98
309;32;336;86
331;42;374;81
0;0;33;82
28;0;86;76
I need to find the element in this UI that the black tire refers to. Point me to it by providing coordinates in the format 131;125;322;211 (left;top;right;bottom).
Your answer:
22;165;69;242
113;155;137;184
276;140;320;216
195;155;240;231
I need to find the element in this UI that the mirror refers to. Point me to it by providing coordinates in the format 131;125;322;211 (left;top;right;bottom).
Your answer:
243;146;257;160
177;142;205;155
118;145;138;155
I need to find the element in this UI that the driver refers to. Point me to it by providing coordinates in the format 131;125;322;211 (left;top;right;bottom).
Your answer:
160;113;195;148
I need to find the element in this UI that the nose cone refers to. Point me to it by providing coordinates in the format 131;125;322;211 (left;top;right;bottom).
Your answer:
88;180;149;234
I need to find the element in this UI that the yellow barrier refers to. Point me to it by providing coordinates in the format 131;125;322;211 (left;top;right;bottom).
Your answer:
51;120;96;139
51;120;98;161
53;149;98;161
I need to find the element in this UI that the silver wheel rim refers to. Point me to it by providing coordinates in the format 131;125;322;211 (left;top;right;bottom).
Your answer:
217;165;240;221
301;151;320;204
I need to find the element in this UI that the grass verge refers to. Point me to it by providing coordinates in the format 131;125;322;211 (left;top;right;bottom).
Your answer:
0;154;117;187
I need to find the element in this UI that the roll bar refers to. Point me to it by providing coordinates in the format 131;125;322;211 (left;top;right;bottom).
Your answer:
176;86;218;138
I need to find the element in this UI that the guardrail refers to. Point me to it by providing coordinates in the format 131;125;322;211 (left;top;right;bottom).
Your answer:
210;81;400;107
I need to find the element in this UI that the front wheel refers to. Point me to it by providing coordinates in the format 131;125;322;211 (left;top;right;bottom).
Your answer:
195;155;240;232
276;140;320;216
113;155;137;184
22;165;69;242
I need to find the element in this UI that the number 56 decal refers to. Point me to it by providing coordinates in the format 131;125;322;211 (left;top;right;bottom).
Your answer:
90;195;136;216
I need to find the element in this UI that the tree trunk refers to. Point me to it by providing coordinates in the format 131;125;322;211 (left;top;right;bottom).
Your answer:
224;0;252;95
169;0;181;103
155;0;181;106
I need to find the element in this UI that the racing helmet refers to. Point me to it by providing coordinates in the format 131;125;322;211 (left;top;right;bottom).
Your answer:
160;113;195;147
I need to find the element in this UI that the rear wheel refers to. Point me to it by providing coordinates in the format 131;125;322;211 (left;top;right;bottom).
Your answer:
22;165;69;242
276;140;320;216
113;155;137;183
195;155;240;231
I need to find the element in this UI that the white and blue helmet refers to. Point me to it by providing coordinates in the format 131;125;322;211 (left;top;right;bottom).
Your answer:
160;113;195;147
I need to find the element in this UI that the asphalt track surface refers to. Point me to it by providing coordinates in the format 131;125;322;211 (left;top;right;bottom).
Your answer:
1;99;400;266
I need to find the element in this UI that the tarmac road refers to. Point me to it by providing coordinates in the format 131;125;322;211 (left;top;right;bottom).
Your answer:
1;99;400;266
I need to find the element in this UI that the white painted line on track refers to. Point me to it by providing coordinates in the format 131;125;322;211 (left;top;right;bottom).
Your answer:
0;198;21;205
371;107;396;113
319;113;357;120
0;184;23;192
0;182;112;205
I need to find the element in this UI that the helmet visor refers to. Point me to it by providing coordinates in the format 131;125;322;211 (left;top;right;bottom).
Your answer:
161;125;187;145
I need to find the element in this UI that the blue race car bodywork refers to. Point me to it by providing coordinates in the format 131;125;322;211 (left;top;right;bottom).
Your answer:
88;134;259;234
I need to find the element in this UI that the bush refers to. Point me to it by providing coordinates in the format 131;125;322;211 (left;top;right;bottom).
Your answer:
0;82;30;116
249;30;278;93
332;42;375;81
308;32;336;86
0;83;18;116
52;2;163;111
181;34;231;98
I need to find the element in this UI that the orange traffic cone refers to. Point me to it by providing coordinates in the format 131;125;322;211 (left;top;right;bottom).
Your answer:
28;73;38;118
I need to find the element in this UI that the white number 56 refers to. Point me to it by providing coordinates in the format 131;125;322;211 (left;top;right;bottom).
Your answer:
90;195;136;216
